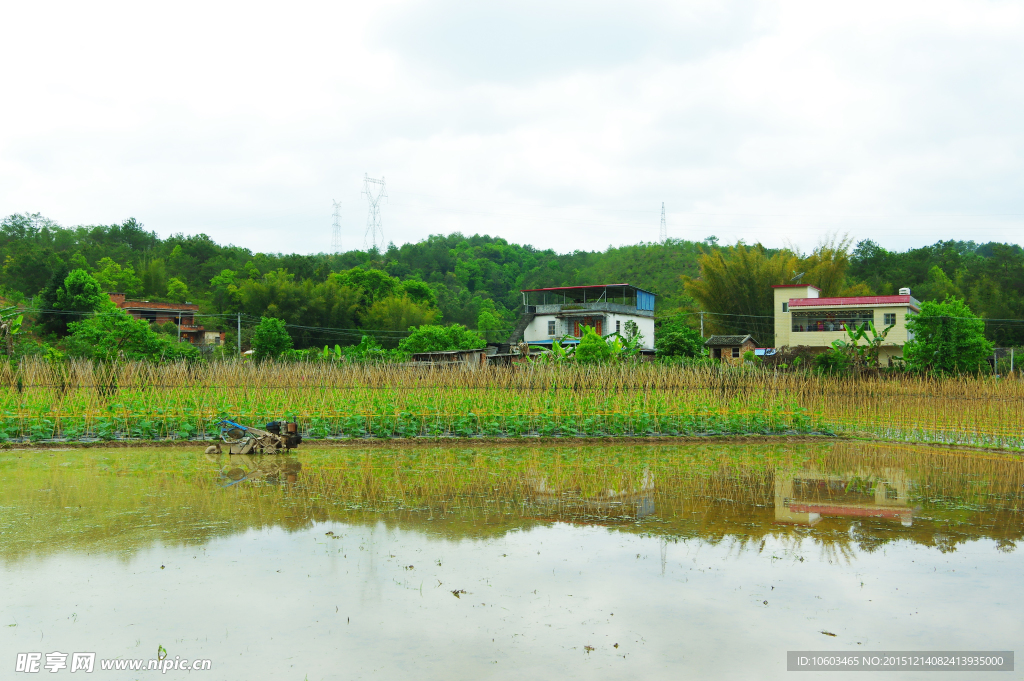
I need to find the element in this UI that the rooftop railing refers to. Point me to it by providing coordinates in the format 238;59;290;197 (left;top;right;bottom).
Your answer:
531;301;653;316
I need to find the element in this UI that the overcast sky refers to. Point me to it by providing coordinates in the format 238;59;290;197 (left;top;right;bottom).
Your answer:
2;0;1022;256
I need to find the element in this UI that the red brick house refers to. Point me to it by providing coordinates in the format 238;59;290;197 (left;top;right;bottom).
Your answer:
108;293;224;345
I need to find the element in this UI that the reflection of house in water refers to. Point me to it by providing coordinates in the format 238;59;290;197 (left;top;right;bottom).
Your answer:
774;468;913;527
527;469;655;519
209;452;302;486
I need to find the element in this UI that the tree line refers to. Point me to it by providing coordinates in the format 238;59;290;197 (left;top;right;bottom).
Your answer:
2;212;1022;361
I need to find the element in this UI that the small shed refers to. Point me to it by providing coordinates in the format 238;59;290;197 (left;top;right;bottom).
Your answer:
410;349;488;369
704;335;758;363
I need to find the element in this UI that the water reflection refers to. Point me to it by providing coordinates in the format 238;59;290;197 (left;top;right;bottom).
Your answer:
207;451;302;487
527;468;656;519
775;467;914;526
2;442;1022;561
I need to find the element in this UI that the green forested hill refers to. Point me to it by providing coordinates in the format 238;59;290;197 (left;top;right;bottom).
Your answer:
2;212;1022;346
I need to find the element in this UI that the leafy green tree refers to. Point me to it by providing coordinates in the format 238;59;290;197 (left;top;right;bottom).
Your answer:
65;311;201;362
332;267;399;306
341;335;393;362
236;271;363;348
250;316;293;361
238;269;301;319
209;269;239;313
39;269;108;337
913;265;961;302
656;315;705;357
574;325;612;364
140;258;168;298
166;277;190;303
155;320;179;335
476;298;508;343
397;324;484;355
362;296;439;346
399;279;437;307
904;297;993;374
814;348;852;375
93;257;143;296
55;269;107;311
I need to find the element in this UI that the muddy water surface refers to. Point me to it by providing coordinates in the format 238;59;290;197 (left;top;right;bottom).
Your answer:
2;442;1022;680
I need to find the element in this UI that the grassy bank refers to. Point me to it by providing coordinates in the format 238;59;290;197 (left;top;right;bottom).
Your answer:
0;359;1021;448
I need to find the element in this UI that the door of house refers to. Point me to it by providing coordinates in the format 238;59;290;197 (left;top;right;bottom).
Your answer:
573;317;602;337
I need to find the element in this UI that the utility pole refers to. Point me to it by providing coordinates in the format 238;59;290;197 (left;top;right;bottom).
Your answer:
331;200;343;254
659;202;667;242
177;313;181;342
362;174;387;250
237;313;241;356
700;311;705;338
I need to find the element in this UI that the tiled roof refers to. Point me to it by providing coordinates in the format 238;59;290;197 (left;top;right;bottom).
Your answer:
119;300;199;311
789;295;918;310
704;334;758;346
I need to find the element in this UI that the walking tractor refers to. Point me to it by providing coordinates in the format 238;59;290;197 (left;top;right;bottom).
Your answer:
210;419;303;456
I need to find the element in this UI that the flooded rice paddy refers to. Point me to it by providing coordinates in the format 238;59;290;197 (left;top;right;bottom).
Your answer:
2;441;1022;680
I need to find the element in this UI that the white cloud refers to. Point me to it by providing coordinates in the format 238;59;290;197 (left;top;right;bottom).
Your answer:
1;0;1022;256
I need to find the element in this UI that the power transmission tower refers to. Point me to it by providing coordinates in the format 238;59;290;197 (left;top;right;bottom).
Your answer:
331;200;343;254
659;202;667;242
362;174;387;250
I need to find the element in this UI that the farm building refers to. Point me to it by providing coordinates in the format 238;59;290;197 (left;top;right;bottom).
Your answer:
704;335;758;364
772;284;919;364
510;284;656;350
409;348;489;369
107;293;225;346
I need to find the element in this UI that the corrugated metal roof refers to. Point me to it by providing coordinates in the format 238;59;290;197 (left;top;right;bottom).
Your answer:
520;283;655;296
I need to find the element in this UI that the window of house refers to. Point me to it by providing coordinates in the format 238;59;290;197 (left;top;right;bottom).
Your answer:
884;313;896;326
791;309;873;332
547;320;556;335
782;302;788;312
731;347;740;358
616;320;621;334
713;348;722;359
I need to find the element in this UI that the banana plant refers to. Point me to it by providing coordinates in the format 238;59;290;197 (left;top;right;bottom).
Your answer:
0;306;23;356
549;335;575;362
320;344;344;362
830;320;894;370
603;330;643;361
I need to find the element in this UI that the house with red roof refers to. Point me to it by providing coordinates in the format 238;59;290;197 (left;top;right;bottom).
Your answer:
772;284;919;365
108;293;224;346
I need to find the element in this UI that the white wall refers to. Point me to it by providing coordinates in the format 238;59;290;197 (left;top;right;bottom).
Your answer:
522;312;654;349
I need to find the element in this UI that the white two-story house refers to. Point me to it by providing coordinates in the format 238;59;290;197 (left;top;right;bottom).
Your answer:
514;284;656;350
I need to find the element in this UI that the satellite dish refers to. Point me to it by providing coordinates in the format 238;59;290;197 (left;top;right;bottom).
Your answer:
791;272;805;283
